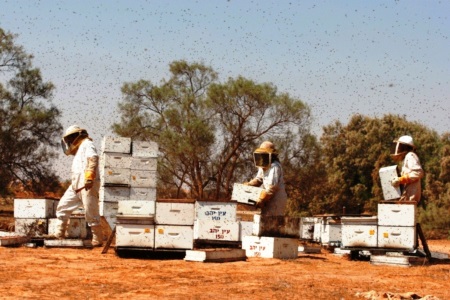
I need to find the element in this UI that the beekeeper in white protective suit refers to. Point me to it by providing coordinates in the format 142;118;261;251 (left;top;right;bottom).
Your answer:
55;125;103;246
245;141;288;216
390;135;424;203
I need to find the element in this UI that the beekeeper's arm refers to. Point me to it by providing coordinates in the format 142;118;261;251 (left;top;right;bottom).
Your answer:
256;165;281;208
84;156;98;191
391;153;424;187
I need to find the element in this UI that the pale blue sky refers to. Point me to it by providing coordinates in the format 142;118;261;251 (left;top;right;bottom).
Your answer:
1;0;449;179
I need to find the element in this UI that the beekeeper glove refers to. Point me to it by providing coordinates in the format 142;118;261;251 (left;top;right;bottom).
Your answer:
391;175;411;187
244;178;262;187
84;156;98;191
256;189;273;208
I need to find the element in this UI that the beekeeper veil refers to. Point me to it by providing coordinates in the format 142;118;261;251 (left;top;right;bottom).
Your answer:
391;135;415;160
253;141;278;169
61;125;88;156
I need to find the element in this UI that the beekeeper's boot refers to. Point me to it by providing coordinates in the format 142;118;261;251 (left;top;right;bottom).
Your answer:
90;225;103;247
55;218;68;239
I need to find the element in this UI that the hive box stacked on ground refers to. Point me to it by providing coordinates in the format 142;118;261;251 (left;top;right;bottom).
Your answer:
242;236;298;259
299;217;318;240
14;198;87;239
154;199;195;250
313;215;342;247
14;198;57;237
341;216;378;248
377;202;416;250
193;201;240;243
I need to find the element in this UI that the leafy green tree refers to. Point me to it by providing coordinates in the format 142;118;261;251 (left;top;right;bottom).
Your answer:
114;61;312;201
0;28;62;197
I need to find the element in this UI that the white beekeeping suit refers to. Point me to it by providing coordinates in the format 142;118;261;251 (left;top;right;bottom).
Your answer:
55;125;103;246
245;141;288;216
390;135;424;203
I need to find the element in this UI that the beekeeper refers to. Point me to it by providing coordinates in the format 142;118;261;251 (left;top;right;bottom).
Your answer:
54;125;103;246
245;141;288;216
390;135;424;203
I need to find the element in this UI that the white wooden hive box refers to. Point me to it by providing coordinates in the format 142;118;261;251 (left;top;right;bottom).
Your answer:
377;226;416;249
132;140;158;158
242;236;298;259
155;199;195;225
379;165;401;200
117;200;156;216
193;219;240;241
341;217;378;248
195;201;237;221
154;225;194;249
378;203;416;226
48;217;87;239
130;170;157;188
231;183;262;205
115;224;155;247
14;198;57;218
101;136;131;154
99;186;130;202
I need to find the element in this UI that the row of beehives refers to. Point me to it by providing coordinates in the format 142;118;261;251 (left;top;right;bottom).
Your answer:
113;199;258;250
300;202;417;250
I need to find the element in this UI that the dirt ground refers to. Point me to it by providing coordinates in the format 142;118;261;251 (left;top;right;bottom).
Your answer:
0;239;448;300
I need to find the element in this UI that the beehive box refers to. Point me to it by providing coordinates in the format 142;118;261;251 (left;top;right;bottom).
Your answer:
14;199;57;218
231;183;262;205
131;157;157;171
99;201;118;229
117;200;156;216
102;136;131;154
154;225;194;249
195;201;237;221
242;236;298;259
116;215;155;225
239;221;253;241
132;140;158;157
377;226;416;249
115;224;155;247
155;199;195;225
101;168;131;186
130;170;157;188
100;153;132;169
252;215;300;238
99;186;130;202
193;219;240;241
378;203;416;226
48;217;88;239
130;187;157;201
341;216;378;248
316;216;342;247
299;217;317;240
15;218;48;237
379;165;401;200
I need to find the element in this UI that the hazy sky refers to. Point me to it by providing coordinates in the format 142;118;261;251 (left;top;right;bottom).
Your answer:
1;0;449;179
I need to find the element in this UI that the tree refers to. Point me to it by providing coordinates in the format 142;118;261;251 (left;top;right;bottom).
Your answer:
114;61;312;201
0;28;62;197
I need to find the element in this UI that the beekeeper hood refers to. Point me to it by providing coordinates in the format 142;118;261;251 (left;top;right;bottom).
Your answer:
61;125;88;155
391;135;415;161
253;141;278;169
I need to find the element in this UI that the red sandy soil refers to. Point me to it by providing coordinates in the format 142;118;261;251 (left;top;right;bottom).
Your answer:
0;239;448;300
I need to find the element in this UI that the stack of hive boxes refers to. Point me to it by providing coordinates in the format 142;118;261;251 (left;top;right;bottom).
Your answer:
99;136;158;248
14;198;87;239
193;201;241;245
